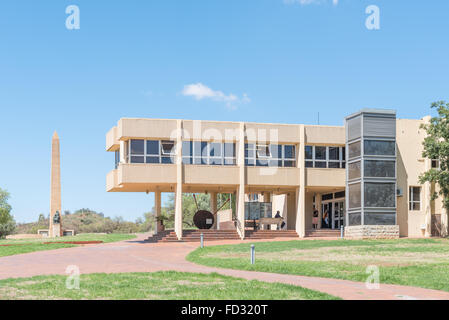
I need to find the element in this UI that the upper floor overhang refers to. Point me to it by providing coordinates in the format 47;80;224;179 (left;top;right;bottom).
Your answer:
106;118;346;149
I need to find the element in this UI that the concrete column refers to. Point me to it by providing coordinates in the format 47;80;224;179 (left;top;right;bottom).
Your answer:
211;192;217;229
175;120;183;240
316;193;322;229
155;191;161;235
296;124;306;238
236;122;246;239
441;205;448;238
424;157;432;238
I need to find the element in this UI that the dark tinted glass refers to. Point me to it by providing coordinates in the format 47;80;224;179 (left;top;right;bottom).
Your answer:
328;162;340;168
305;161;313;168
348;141;361;159
348;161;361;180
284;160;295;167
364;160;395;178
305;146;313;159
364;140;395;156
210;143;222;157
131;156;144;163
315;161;326;168
284;145;295;159
315;146;326;160
348;213;361;226
146;156;159;164
146;140;159;155
193;141;202;157
329;147;339;160
161;156;174;164
348;183;361;209
364;213;395;225
364;183;395;208
131;140;144;155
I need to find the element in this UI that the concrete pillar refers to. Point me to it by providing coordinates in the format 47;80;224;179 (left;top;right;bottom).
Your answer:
211;192;217;229
50;131;62;238
236;122;246;239
175;120;183;240
316;193;322;229
296;124;306;238
424;157;432;238
441;205;448;238
155;191;161;235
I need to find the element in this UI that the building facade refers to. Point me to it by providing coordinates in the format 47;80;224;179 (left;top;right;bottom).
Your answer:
106;109;447;239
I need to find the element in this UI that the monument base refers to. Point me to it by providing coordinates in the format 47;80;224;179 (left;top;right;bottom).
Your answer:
345;225;399;239
52;224;61;238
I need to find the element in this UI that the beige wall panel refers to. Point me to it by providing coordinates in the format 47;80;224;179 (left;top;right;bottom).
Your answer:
182;120;240;142
118;164;177;184
306;168;345;188
118;119;178;140
244;123;300;144
184;165;239;185
246;167;300;186
106;127;119;151
305;126;345;145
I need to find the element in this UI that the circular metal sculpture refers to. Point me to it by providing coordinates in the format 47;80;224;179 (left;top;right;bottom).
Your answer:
193;210;214;230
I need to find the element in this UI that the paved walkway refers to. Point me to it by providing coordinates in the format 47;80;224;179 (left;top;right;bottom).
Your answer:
1;234;449;300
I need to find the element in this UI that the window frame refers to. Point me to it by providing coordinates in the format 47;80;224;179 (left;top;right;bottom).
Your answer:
305;145;346;169
409;186;421;211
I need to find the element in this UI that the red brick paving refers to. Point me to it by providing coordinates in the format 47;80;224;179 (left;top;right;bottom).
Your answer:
1;233;448;300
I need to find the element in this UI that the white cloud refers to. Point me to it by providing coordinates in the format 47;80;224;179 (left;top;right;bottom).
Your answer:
284;0;338;5
182;83;250;110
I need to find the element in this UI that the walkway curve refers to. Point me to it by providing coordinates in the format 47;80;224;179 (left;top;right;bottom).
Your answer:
1;234;448;300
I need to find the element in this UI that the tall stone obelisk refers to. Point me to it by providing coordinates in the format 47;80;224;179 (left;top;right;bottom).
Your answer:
49;131;62;237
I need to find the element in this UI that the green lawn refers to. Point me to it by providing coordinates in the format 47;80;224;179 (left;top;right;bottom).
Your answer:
0;271;338;300
187;238;449;292
0;233;136;257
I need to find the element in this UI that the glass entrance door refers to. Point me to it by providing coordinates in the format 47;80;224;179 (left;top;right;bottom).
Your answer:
322;201;345;230
332;201;345;229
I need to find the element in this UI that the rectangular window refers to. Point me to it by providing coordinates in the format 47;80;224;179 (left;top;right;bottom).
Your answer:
147;141;159;155
130;140;145;155
315;146;326;160
409;186;421;211
364;183;395;208
364;160;395;178
364;213;395;225
348;141;361;159
256;145;271;158
348;161;361;180
161;141;175;155
364;140;395;156
348;183;361;209
432;160;440;169
305;146;313;160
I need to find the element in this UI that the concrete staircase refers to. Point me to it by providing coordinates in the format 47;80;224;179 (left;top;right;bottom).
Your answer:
305;229;341;238
245;230;299;239
145;229;240;243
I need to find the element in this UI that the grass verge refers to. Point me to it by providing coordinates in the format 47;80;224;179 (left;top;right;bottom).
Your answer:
0;271;338;300
187;238;449;292
0;233;136;257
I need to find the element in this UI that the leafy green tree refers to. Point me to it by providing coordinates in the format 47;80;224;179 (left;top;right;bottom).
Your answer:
419;101;449;214
0;188;15;238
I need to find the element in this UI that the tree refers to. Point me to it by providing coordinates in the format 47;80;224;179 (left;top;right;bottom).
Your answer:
0;188;15;238
419;101;449;216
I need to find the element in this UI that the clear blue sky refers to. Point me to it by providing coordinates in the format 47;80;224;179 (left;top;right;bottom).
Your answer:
1;0;448;223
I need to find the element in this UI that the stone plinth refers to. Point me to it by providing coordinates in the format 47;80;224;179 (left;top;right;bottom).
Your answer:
345;225;399;239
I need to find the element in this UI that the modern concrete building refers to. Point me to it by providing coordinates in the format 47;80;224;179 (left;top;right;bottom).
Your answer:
106;109;447;240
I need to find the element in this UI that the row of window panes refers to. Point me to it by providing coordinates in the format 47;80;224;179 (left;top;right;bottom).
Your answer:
245;144;296;167
127;140;176;164
305;146;346;169
182;141;236;166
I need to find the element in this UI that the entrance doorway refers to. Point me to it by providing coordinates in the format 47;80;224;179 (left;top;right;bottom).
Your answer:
321;200;345;229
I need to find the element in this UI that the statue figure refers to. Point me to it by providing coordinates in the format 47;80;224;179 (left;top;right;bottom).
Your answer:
53;211;61;224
